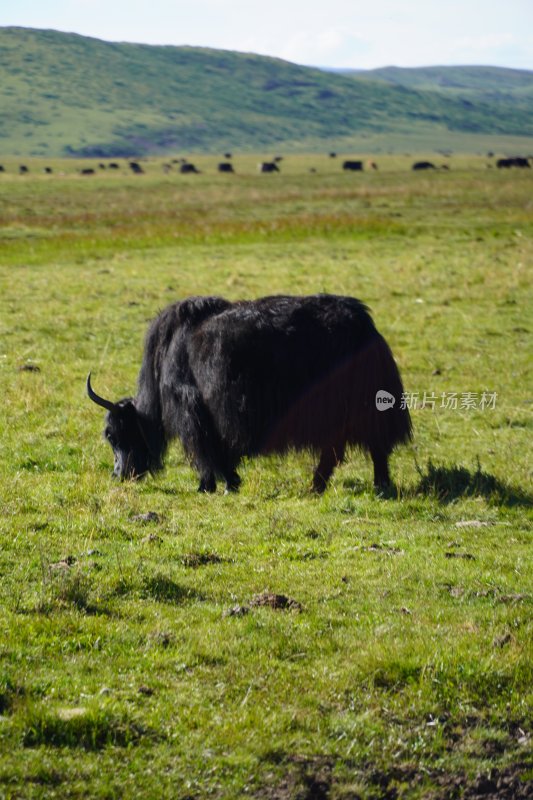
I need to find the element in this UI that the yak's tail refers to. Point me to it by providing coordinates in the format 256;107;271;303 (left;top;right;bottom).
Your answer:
345;332;412;455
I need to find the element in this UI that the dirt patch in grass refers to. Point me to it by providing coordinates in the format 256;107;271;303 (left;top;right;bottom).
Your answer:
132;511;161;524
250;591;303;611
180;551;223;568
440;764;533;800
223;592;303;618
255;758;533;799
256;755;333;800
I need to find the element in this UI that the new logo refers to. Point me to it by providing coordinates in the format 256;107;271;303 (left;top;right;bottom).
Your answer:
375;390;396;411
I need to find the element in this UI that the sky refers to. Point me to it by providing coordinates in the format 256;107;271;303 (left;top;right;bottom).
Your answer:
2;0;533;71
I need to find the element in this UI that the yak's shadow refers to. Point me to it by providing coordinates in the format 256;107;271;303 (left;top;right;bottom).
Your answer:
414;460;532;507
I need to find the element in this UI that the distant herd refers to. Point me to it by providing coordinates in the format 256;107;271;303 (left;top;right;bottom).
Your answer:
1;153;531;177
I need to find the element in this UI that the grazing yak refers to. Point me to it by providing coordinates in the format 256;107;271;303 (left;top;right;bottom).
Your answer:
412;161;436;170
180;163;200;174
343;160;363;171
218;162;234;173
497;157;530;168
87;294;412;493
258;162;279;173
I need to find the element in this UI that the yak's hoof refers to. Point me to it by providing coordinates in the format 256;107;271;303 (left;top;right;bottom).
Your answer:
374;481;395;498
312;478;327;494
224;473;241;494
198;479;216;493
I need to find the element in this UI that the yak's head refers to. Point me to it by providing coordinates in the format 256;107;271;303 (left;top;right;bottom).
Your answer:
87;373;154;480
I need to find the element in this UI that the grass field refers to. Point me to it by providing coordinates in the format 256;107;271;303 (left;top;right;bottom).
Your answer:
0;155;532;799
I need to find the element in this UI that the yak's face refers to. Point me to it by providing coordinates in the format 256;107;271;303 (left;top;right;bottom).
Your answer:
104;401;151;480
87;374;152;481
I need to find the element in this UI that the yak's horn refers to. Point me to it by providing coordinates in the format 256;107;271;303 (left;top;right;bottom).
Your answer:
86;372;117;412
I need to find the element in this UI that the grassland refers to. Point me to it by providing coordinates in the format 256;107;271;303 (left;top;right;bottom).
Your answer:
0;155;532;799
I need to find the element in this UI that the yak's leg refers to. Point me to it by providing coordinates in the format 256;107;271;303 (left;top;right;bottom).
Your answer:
370;448;391;490
198;471;217;493
219;453;241;493
312;444;345;493
172;386;220;493
223;463;241;494
224;471;241;493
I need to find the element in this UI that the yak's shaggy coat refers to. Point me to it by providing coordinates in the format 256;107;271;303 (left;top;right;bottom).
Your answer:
88;294;412;492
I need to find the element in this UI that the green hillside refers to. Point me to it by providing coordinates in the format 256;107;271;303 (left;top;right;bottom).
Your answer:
356;64;533;99
344;65;533;117
1;27;533;157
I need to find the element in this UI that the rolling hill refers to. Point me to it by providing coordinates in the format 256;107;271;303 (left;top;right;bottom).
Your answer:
1;27;533;157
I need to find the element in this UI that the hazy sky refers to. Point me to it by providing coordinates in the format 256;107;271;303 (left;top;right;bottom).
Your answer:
2;0;533;70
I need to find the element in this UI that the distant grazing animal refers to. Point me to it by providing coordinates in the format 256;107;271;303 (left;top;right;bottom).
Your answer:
218;162;234;173
258;162;279;173
224;152;233;159
0;165;4;172
108;162;120;169
19;165;29;174
129;161;144;174
81;168;95;175
44;167;53;174
87;294;412;493
273;156;283;163
412;161;436;170
329;152;337;158
180;163;200;174
497;157;530;168
368;161;378;170
343;160;363;171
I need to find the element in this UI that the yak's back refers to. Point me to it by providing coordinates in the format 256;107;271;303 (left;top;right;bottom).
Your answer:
195;294;377;377
186;294;384;453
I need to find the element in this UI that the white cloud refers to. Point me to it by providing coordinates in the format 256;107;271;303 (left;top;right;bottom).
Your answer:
2;0;533;69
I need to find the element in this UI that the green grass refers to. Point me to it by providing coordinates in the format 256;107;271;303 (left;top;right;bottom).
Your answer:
0;156;532;798
1;27;533;157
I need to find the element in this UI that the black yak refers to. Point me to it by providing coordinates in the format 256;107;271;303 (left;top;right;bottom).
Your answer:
87;294;412;493
258;162;279;173
497;157;530;168
180;163;200;174
342;160;363;171
412;161;436;170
